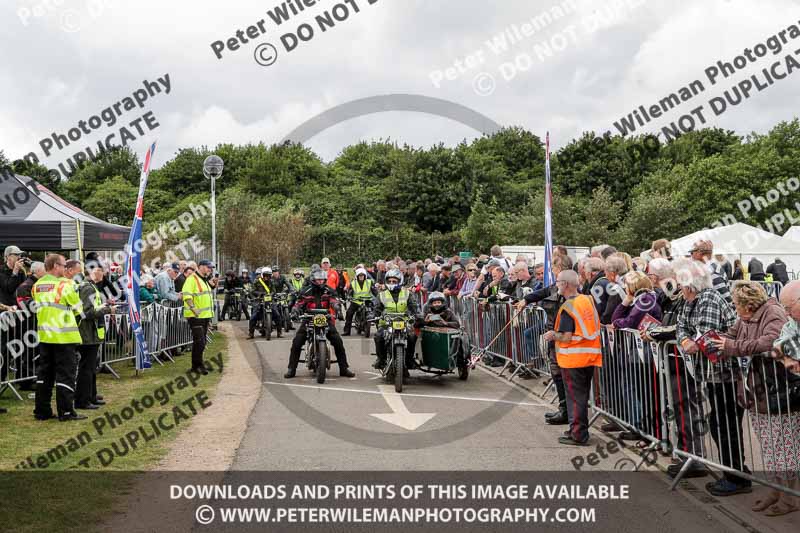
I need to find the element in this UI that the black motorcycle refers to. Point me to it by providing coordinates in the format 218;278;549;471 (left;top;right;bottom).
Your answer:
299;309;334;384
226;288;243;321
249;296;273;340
274;292;293;332
353;299;373;338
377;312;414;393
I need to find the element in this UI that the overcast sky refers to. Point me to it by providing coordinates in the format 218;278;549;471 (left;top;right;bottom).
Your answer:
2;0;799;172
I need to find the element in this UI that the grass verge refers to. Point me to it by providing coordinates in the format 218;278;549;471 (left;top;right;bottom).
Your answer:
0;332;227;533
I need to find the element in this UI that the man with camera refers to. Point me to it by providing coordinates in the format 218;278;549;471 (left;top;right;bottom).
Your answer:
1;245;29;391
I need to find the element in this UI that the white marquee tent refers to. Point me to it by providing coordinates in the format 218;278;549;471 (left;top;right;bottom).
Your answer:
668;223;800;278
784;226;800;243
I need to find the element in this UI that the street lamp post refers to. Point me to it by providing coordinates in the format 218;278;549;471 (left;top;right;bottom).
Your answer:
203;155;224;326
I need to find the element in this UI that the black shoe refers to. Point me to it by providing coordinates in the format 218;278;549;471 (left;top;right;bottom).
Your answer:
92;399;107;406
340;368;355;378
34;413;54;421
342;331;351;336
200;367;209;376
546;412;569;425
59;412;88;422
558;435;589;446
373;360;386;370
0;407;7;414
545;409;565;419
247;333;255;339
601;422;624;432
284;369;296;379
75;404;100;410
666;461;708;479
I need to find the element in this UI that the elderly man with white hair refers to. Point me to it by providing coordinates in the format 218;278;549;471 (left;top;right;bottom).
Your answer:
674;259;753;495
582;257;609;317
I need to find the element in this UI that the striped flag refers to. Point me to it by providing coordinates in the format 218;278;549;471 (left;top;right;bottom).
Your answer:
125;141;156;370
543;132;556;286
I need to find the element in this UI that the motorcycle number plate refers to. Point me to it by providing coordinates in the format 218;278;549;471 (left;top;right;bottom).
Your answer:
392;320;405;330
264;296;272;302
313;315;328;327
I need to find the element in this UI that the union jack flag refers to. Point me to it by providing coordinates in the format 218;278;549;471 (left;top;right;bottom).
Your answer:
125;141;157;370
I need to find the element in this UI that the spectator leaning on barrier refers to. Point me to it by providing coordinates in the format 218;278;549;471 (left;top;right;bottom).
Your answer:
611;271;662;330
32;254;86;422
458;264;479;299
13;261;45;390
543;269;602;446
76;263;115;411
174;260;189;293
583;257;609;318
155;262;182;304
139;275;157;304
16;261;45;305
601;254;628;325
676;259;749;493
705;281;798;507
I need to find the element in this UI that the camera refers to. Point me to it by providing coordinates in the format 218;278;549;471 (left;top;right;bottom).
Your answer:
19;252;31;266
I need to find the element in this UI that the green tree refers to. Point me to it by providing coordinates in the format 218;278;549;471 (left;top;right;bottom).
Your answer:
82;175;138;224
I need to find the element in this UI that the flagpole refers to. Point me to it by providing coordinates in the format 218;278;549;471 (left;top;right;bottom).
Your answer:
543;132;555;287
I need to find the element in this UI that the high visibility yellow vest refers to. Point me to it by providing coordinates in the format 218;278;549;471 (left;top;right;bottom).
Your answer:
379;288;408;313
86;282;106;340
554;294;602;368
257;278;272;302
182;273;213;319
290;278;304;291
352;278;373;302
32;273;83;344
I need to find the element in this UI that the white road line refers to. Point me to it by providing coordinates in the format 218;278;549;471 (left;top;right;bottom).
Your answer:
263;381;548;407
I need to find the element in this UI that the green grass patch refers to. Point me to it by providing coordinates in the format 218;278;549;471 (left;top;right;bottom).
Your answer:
0;333;228;533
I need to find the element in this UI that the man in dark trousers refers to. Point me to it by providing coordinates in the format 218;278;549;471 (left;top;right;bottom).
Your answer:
285;270;354;379
32;254;86;421
543;269;602;445
75;263;115;409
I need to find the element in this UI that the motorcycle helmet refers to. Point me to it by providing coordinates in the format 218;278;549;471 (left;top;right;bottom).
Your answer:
428;291;447;313
272;265;280;272
385;269;403;291
355;267;367;279
311;269;328;287
255;267;263;276
226;270;235;277
262;267;272;276
293;268;304;278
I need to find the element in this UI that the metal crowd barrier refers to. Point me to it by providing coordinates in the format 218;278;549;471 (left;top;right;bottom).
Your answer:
454;297;550;380
588;327;669;467
731;280;783;299
453;295;799;497
0;310;38;400
587;326;800;497
0;301;196;387
661;342;800;497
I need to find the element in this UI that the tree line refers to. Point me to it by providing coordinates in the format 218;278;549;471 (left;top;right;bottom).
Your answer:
2;118;799;265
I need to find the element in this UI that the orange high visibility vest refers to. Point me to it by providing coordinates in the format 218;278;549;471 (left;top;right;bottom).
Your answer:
554;294;602;368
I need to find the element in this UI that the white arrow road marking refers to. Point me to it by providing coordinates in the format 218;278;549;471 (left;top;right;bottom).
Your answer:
370;385;436;431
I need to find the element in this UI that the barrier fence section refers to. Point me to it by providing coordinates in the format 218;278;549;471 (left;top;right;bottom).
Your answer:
1;301;195;393
453;296;799;497
454;297;550;379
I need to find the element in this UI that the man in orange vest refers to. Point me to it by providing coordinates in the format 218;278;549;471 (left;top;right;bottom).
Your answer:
543;269;602;446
